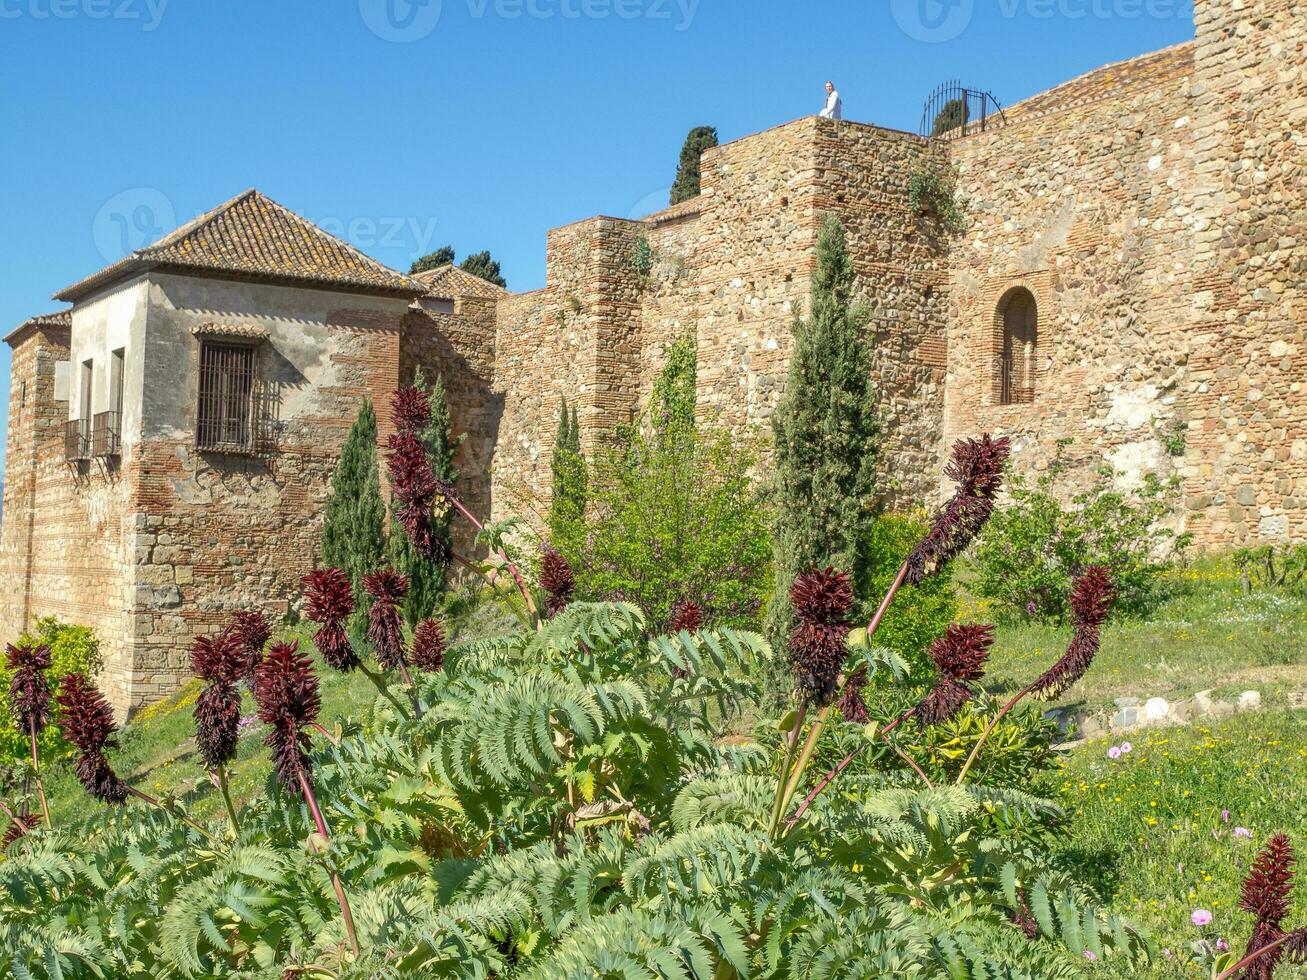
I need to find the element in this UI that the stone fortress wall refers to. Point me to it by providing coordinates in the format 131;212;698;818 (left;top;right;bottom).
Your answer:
1;0;1303;715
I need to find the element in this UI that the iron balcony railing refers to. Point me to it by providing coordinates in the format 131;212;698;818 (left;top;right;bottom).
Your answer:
92;410;121;458
64;418;90;461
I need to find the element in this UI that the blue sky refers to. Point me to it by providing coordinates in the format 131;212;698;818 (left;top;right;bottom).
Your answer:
0;0;1195;478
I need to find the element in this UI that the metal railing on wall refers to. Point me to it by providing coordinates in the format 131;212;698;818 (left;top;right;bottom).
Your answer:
92;411;121;458
920;81;1007;141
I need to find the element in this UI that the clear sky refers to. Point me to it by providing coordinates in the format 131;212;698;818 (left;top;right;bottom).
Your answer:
0;0;1196;478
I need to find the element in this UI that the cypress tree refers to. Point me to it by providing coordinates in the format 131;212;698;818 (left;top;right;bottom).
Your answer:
459;250;507;288
388;368;460;626
410;245;456;275
321;400;387;643
670;126;719;205
767;214;881;648
548;398;587;553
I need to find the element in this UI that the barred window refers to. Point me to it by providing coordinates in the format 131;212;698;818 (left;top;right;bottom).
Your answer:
197;341;256;451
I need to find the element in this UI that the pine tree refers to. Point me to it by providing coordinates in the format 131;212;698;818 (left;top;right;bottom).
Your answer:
459;251;507;288
768;214;880;649
321;400;387;643
388;368;460;627
548;398;587;554
409;245;456;275
670;126;719;205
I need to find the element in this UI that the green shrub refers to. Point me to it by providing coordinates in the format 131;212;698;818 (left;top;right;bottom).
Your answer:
1233;542;1307;595
547;397;587;555
908;162;965;234
0;617;101;765
972;458;1189;622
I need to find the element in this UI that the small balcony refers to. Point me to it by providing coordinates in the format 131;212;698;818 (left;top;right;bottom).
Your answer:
64;418;90;461
92;411;121;458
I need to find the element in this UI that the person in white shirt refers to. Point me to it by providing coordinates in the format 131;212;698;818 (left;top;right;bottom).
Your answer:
819;81;842;120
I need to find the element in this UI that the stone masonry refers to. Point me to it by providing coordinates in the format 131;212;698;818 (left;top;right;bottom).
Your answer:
1;0;1303;713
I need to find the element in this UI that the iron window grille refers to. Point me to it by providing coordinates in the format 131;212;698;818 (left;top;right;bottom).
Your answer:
197;341;258;453
64;418;90;461
92;411;121;457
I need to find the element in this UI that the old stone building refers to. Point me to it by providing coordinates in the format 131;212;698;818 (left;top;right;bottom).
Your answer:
3;0;1303;714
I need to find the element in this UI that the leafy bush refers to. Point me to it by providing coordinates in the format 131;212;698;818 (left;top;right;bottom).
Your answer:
0;617;100;766
972;459;1189;622
566;335;771;629
1234;542;1307;595
908;163;965;234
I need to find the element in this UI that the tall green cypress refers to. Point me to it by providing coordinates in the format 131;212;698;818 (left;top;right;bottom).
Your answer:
388;368;460;627
670;126;719;205
768;214;881;645
321;400;387;642
548;398;587;554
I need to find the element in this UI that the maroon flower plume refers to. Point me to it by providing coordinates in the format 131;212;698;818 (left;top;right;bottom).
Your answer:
540;546;576;618
302;568;361;672
906;435;1010;585
252;641;321;795
191;629;246;770
668;600;705;635
1;812;39;851
364;569;409;670
789;568;853;706
55;674;128;804
411;618;446;673
6;641;52;736
392;385;431;435
230;610;272;676
1238;834;1297;980
838;666;870;724
1030;567;1116;701
913;624;995;727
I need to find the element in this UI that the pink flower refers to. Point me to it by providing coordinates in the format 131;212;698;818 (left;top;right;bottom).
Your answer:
1222;809;1230;823
1108;746;1122;760
1234;827;1254;839
1083;950;1097;961
1119;741;1132;753
1192;909;1212;927
1215;938;1229;952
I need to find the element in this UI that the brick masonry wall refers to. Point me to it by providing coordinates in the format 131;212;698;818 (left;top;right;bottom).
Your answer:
945;45;1198;510
1185;0;1307;544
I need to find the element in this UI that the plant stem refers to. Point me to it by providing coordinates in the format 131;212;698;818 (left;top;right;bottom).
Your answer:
126;786;217;843
28;719;51;828
358;662;410;717
310;721;342;747
865;561;909;638
954;680;1039;786
296;770;360;958
774;705;831;836
768;701;807;836
397;663;423;717
1214;933;1297;980
215;766;241;833
443;491;538;618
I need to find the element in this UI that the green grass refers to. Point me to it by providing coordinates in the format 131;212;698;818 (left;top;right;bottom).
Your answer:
1053;709;1307;978
980;559;1307;715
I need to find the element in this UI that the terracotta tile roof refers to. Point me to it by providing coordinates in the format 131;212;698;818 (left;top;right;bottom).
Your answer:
411;263;509;301
55;189;426;302
4;309;72;346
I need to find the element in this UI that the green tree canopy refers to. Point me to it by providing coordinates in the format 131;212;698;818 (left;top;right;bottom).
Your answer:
321;399;387;641
548;398;587;555
768;214;881;646
670;126;719;205
459;251;507;288
409;245;456;275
